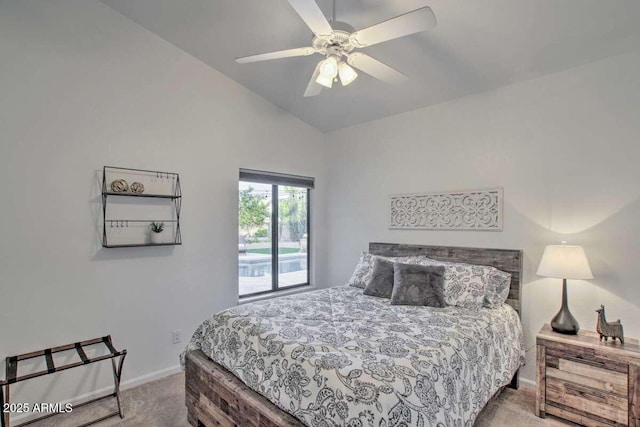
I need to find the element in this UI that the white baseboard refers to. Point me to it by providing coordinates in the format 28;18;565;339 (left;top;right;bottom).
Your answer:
119;364;182;391
11;364;182;424
519;377;535;389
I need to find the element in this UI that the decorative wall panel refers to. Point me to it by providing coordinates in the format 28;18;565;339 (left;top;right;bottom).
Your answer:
389;188;503;231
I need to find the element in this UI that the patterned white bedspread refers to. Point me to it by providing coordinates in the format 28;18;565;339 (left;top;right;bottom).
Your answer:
183;286;525;427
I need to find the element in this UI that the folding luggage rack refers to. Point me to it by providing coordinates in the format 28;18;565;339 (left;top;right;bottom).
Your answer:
0;336;127;427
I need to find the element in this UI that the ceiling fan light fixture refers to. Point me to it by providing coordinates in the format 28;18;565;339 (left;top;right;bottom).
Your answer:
315;55;339;88
236;0;437;97
315;73;334;88
318;56;339;79
338;62;358;86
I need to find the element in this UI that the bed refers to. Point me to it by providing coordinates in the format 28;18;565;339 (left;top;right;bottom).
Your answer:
183;243;525;427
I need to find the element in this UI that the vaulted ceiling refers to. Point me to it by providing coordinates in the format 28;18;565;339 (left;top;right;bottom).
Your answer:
101;0;640;131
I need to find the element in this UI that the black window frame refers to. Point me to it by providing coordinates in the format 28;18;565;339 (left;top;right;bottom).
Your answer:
238;169;313;298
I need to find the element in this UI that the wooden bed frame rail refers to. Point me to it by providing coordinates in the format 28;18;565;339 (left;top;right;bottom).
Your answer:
185;349;303;427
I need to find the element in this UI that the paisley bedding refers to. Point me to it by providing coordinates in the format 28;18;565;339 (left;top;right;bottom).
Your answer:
182;286;525;427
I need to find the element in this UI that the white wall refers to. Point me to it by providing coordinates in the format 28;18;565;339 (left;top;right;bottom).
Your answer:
325;50;640;383
0;0;326;415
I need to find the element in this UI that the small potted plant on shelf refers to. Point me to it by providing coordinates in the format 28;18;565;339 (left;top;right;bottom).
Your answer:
149;222;165;244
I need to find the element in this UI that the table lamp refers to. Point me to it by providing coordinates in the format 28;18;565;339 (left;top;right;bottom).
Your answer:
536;242;593;334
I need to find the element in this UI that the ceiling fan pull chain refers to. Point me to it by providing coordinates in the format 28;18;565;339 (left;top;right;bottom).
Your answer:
332;0;336;22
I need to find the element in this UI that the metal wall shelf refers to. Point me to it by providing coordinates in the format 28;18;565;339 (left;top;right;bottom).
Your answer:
102;191;181;199
103;242;182;248
102;166;182;248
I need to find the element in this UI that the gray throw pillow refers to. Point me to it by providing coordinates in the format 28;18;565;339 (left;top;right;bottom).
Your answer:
391;263;446;307
348;253;431;289
363;258;395;298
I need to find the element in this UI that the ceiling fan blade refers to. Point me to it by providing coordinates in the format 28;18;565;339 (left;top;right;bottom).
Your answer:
347;52;407;84
288;0;334;39
349;6;436;48
236;47;316;64
304;61;323;97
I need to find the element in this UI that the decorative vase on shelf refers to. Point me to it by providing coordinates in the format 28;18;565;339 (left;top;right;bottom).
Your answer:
149;222;165;244
150;232;163;244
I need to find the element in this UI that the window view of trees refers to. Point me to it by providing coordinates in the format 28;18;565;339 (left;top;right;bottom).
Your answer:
238;186;269;242
238;182;309;296
279;187;307;243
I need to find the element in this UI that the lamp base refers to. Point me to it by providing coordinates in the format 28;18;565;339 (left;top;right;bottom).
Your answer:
551;309;580;334
551;278;580;335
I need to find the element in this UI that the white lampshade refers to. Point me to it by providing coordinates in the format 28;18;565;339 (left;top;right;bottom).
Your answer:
537;244;593;280
318;56;338;79
315;73;334;88
338;62;358;86
316;56;338;88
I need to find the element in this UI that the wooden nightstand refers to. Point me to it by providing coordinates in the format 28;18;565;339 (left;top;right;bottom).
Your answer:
536;324;640;426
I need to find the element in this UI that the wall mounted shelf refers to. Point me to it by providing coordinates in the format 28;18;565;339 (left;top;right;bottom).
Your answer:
103;192;181;199
102;166;182;248
103;242;181;248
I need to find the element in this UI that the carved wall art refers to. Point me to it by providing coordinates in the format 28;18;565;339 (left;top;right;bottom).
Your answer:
389;188;503;231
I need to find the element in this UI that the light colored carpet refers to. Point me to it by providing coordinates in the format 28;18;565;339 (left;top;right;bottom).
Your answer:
27;373;573;426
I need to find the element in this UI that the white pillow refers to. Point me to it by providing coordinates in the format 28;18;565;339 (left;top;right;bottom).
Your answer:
347;252;374;289
414;258;490;310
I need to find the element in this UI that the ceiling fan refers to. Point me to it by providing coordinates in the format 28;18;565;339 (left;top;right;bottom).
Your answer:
235;0;437;97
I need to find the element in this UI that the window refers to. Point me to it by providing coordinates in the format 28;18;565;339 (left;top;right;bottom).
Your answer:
238;169;313;297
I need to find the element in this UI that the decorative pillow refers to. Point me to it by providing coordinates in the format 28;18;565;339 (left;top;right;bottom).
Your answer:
347;252;427;289
414;258;490;310
484;269;512;308
348;252;375;289
363;258;395;299
391;263;446;307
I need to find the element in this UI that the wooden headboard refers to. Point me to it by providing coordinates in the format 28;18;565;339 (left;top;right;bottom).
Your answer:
369;242;523;317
